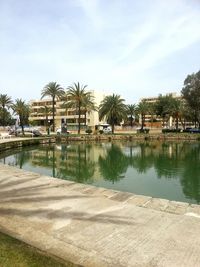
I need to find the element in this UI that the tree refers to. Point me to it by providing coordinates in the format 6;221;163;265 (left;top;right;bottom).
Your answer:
155;94;174;127
64;82;91;134
82;93;97;126
0;94;12;126
181;103;196;129
0;107;14;126
99;94;127;134
12;99;29;135
126;104;136;127
136;100;149;130
170;98;184;130
147;102;156;128
181;71;200;128
41;82;65;132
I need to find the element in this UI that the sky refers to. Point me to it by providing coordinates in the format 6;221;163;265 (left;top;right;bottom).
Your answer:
0;0;200;104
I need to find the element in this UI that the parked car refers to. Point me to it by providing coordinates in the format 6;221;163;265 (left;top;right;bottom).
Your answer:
102;127;112;134
189;128;200;133
13;127;42;137
183;128;200;133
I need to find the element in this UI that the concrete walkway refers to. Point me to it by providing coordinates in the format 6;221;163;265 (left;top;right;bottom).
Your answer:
0;164;200;267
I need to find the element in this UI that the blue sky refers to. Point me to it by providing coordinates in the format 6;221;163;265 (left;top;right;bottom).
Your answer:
0;0;200;104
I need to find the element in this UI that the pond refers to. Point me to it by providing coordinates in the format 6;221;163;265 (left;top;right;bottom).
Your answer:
0;141;200;204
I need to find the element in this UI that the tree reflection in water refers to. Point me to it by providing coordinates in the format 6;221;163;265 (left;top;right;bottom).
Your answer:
56;144;96;183
99;144;128;183
129;142;154;173
180;144;200;203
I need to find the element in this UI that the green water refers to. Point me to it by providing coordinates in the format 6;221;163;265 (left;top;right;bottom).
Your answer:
0;141;200;204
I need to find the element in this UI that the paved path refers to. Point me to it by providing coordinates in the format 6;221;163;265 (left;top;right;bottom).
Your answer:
0;137;31;143
0;163;200;267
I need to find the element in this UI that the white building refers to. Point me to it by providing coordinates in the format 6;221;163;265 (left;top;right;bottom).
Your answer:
29;91;107;130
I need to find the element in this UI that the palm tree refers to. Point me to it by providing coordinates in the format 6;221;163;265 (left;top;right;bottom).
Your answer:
12;99;29;135
64;82;91;134
41;82;65;132
82;94;97;126
170;98;184;130
155;94;173;127
136;100;149;130
148;102;156;128
99;94;127;134
126;104;136;127
0;94;12;126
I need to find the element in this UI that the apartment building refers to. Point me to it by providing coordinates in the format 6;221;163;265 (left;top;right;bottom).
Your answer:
29;90;106;130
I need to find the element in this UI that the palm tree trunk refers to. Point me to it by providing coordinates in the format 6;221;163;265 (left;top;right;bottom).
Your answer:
52;96;55;132
141;114;145;130
130;116;133;127
20;115;25;136
45;114;48;131
2;105;5;126
176;117;178;130
112;123;114;134
78;104;81;134
84;111;87;126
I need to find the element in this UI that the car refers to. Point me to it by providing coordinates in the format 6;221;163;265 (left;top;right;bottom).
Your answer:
183;128;200;133
102;127;112;134
14;127;42;137
189;128;200;133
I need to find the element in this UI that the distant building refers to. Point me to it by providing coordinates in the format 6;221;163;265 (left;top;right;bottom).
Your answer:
140;92;182;128
29;91;107;130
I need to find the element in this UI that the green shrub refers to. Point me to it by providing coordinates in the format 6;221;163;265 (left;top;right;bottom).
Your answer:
162;129;181;133
137;128;150;134
85;128;92;134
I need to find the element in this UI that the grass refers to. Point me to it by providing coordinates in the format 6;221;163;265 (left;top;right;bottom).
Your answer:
0;231;79;267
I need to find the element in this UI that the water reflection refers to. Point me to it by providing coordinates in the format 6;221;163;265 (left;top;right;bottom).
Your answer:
99;144;128;183
129;143;154;174
56;144;96;183
0;141;200;204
